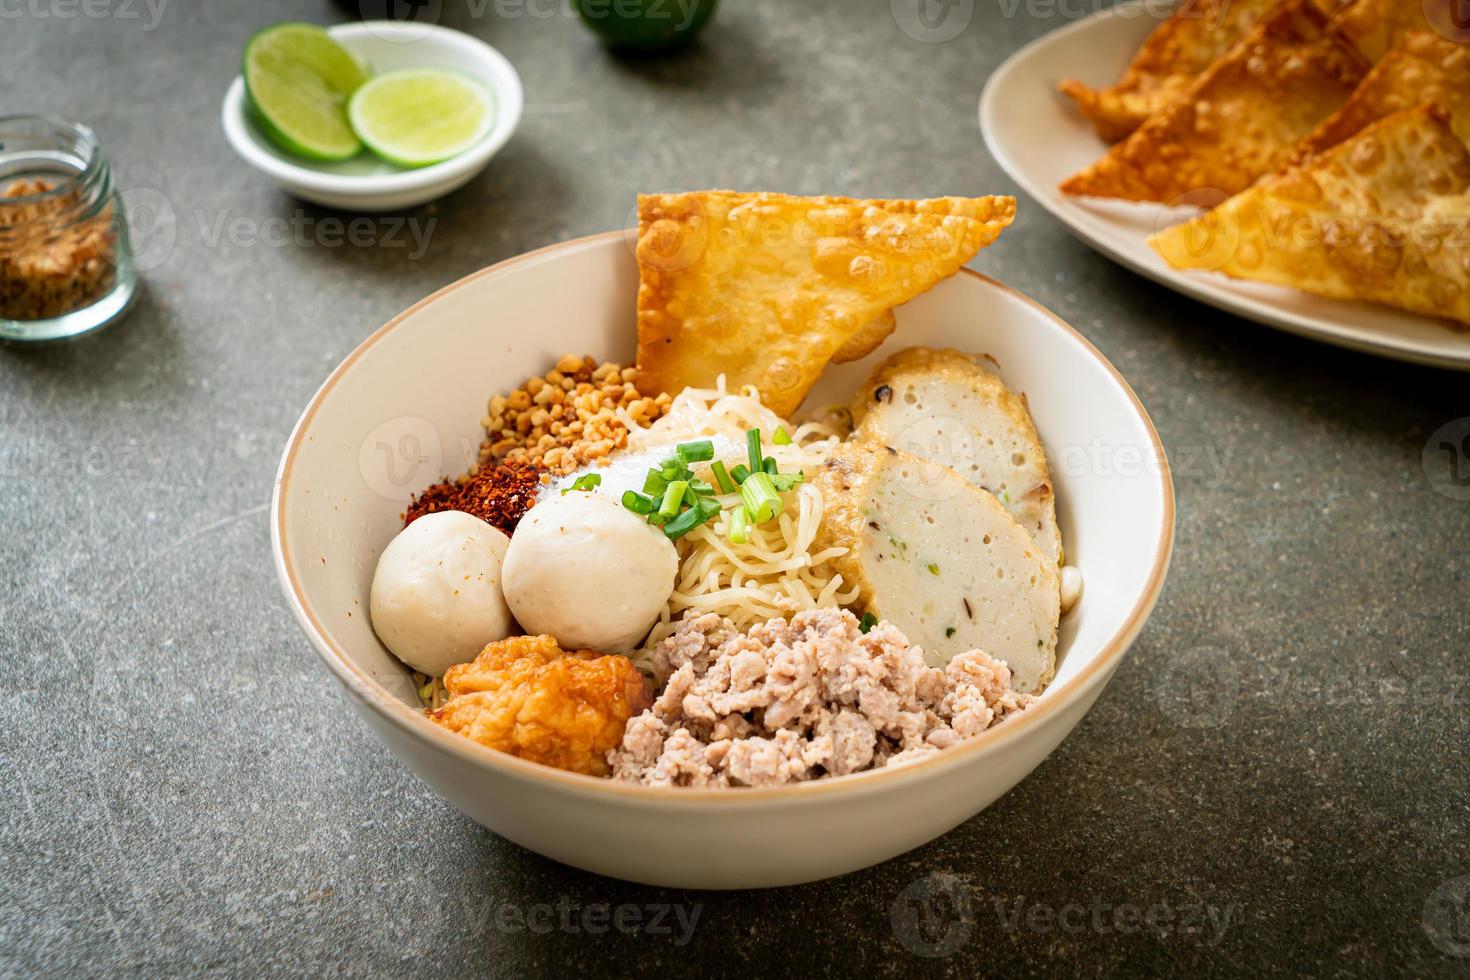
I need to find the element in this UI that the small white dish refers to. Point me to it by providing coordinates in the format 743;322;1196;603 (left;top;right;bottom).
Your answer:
221;21;522;212
271;231;1174;889
980;3;1470;371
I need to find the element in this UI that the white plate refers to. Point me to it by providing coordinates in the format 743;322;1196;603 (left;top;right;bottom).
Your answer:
272;232;1174;889
979;3;1470;371
221;21;523;212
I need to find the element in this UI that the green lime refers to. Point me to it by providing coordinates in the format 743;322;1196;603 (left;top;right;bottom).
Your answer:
574;0;718;53
244;23;369;161
347;69;496;169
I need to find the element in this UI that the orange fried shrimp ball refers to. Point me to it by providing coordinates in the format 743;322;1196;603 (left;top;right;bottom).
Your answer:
428;634;652;777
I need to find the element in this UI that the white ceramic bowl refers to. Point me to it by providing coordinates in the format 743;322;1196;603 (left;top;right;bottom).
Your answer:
221;21;523;212
271;232;1174;889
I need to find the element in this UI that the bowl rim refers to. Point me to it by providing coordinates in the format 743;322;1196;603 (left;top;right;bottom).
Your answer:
220;20;524;196
271;230;1176;804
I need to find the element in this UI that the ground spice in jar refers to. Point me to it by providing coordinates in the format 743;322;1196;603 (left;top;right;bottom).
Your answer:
403;460;543;536
0;177;117;321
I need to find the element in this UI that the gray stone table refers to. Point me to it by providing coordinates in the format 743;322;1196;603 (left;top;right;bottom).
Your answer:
4;1;1468;975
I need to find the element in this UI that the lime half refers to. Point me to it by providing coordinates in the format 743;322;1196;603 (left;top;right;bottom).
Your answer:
348;69;496;169
244;23;369;161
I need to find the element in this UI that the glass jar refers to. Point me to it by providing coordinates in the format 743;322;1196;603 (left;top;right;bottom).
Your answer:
0;116;137;342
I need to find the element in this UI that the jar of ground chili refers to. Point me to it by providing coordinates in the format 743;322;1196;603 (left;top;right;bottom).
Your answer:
0;116;138;341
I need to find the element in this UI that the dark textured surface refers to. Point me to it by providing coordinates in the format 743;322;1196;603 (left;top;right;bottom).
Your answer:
3;1;1469;976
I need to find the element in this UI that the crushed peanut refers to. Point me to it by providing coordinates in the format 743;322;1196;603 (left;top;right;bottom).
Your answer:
0;178;117;321
471;354;671;479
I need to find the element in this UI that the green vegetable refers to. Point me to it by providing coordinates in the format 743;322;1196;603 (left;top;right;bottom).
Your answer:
676;439;715;463
710;460;736;494
739;471;782;523
728;506;750;544
768;472;804;493
622;490;654;515
746;428;763;474
563;473;601;494
858;612;878;634
643;470;668;496
662;505;704;540
659;480;688;518
692;496;719;522
927;563;940;576
773;427;791;446
763;456;778;475
731;463;751;485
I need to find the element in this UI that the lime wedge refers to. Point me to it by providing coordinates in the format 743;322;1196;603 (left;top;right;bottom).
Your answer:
244;23;369;162
348;69;496;169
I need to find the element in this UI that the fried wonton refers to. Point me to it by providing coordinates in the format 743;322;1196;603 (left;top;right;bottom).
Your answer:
1058;0;1282;143
1060;0;1367;203
1149;105;1470;327
634;191;1016;416
1294;31;1470;162
1333;0;1470;62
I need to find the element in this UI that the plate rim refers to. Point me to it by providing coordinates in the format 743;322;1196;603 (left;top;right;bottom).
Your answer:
270;230;1176;805
978;3;1470;372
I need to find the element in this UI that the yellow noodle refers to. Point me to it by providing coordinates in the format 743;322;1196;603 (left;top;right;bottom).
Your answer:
632;378;860;673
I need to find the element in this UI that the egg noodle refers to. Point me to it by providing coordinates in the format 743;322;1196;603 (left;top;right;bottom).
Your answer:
629;377;859;673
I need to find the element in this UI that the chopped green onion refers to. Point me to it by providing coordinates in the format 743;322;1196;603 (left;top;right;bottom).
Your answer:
688;477;714;496
659;480;688;518
647;511;668;528
768;472;804;492
763;456;778;475
662;506;704;540
746;428;763;474
695;495;723;522
729;506;750;544
773;427;792;446
710;460;736;494
739;471;783;524
858;612;878;634
622;490;655;515
731;463;751;485
676;439;714;463
563;473;601;494
643;470;668;496
927;563;940;576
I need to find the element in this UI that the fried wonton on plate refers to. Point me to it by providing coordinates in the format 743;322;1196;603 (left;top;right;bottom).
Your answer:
1058;0;1282;144
1333;0;1470;62
1059;0;1367;203
1150;104;1470;327
634;191;1015;416
1294;31;1470;162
